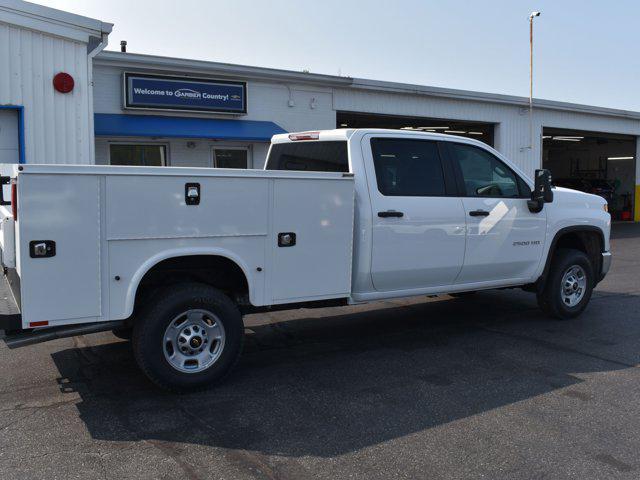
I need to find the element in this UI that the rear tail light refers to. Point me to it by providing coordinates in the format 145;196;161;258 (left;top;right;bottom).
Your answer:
29;321;49;328
288;132;320;141
11;180;17;221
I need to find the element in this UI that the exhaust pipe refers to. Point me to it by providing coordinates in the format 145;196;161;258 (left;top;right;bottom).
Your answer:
3;320;124;349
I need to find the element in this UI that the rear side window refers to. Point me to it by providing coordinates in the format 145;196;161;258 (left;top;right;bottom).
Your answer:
266;141;348;172
370;138;446;196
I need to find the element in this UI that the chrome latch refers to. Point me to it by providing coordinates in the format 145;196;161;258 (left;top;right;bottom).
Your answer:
278;232;296;247
29;240;56;258
185;183;200;205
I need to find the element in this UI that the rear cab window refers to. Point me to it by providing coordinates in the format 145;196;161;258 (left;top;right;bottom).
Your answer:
370;138;450;196
265;141;349;172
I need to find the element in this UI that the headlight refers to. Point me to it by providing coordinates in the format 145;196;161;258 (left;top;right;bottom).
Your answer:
603;203;608;213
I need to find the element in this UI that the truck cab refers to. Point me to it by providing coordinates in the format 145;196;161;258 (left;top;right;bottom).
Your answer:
267;129;611;303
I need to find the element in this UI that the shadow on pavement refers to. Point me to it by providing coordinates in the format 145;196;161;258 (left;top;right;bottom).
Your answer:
50;290;635;457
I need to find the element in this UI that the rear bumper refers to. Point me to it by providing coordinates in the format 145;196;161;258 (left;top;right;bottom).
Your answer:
600;251;612;280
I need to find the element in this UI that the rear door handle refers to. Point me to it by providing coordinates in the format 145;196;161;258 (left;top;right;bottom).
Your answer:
469;210;490;217
378;210;404;218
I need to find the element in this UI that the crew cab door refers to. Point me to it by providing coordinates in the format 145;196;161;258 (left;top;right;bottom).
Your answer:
443;141;547;283
362;135;466;291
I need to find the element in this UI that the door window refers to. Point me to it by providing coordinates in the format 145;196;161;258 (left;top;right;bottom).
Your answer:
213;148;248;169
110;144;166;166
370;138;446;196
448;143;522;198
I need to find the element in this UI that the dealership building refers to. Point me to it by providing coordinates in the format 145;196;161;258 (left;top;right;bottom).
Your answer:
1;0;640;220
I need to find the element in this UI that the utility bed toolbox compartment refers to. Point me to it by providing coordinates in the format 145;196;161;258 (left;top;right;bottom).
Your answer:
0;165;355;329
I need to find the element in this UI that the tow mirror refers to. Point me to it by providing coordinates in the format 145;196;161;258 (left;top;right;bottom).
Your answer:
527;169;554;213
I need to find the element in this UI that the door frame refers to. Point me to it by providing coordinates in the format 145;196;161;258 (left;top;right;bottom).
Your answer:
359;133;467;292
0;105;25;164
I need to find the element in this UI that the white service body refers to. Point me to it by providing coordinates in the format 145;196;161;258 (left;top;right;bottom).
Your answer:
0;165;355;328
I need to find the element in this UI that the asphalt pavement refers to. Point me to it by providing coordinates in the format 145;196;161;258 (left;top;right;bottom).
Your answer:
1;223;639;479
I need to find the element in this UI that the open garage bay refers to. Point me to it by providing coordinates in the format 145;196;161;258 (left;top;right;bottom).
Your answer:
544;128;636;221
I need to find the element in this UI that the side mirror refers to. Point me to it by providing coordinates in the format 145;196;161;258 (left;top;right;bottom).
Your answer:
527;169;554;213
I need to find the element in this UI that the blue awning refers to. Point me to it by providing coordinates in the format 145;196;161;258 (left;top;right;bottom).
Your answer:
94;113;286;142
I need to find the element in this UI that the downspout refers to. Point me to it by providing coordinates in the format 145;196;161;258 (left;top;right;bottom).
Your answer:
86;29;111;165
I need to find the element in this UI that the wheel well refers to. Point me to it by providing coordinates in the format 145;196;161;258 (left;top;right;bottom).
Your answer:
134;255;249;314
544;229;603;285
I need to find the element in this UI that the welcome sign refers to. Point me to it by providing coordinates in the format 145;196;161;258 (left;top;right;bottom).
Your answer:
124;73;247;114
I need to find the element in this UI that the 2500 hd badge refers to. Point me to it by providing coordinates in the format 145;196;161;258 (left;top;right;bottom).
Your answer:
513;240;542;246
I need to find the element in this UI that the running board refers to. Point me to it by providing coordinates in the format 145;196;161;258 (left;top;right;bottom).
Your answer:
2;320;124;349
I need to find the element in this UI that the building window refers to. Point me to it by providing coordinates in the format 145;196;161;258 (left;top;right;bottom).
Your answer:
110;144;167;166
213;148;248;169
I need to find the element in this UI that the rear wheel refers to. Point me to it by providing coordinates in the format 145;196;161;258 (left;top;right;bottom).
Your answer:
132;283;244;391
537;248;594;319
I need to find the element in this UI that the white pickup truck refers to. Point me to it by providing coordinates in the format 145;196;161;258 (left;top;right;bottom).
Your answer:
0;129;611;390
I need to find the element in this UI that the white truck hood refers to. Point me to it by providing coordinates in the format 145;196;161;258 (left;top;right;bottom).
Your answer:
553;186;607;206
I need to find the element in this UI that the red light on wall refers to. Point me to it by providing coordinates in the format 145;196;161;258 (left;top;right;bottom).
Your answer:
53;72;74;93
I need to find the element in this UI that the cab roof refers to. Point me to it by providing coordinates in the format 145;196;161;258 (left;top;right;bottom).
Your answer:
271;128;488;147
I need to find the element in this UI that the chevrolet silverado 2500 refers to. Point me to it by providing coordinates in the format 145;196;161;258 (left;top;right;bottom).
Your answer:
0;129;612;390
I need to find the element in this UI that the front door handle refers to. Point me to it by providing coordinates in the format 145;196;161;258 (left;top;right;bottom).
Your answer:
469;210;490;217
378;210;404;218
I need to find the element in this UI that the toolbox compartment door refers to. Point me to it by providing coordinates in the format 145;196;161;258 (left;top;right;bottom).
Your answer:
270;177;354;302
18;174;101;324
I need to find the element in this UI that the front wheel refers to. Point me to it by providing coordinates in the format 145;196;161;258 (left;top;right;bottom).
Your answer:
132;283;244;392
537;248;594;319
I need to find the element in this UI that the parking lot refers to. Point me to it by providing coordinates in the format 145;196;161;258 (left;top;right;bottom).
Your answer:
0;223;638;479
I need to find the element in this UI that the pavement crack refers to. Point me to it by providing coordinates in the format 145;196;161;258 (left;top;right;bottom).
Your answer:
146;439;205;480
176;404;285;480
0;397;79;414
479;325;636;368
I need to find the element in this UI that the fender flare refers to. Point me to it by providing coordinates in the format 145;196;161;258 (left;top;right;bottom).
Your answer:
124;247;254;318
537;225;605;291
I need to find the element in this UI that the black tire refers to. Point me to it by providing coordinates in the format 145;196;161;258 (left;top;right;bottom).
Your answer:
112;327;132;340
132;283;244;392
537;248;594;320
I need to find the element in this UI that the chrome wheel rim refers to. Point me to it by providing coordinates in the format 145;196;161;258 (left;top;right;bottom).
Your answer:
560;265;587;308
163;309;225;373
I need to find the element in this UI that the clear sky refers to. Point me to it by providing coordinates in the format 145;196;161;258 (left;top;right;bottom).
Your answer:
35;0;640;111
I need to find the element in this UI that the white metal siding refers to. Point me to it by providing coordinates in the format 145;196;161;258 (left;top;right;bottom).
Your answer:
0;22;93;164
334;88;640;178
